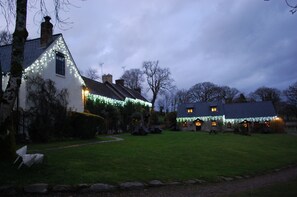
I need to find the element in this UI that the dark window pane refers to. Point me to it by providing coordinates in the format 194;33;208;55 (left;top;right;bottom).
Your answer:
56;52;65;76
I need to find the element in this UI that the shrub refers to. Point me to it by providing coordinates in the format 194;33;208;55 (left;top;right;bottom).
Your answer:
26;76;68;142
149;111;159;126
68;112;105;139
270;118;285;133
164;112;177;130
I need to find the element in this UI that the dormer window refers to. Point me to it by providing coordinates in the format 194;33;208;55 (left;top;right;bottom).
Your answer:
210;106;217;112
187;108;193;114
56;52;65;76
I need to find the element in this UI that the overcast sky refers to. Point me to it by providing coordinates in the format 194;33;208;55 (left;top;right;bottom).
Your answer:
1;0;297;94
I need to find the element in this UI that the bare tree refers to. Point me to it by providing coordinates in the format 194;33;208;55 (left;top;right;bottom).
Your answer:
284;81;297;106
0;31;13;46
220;86;239;103
121;68;143;90
143;61;174;110
86;68;100;81
188;82;222;102
157;88;177;113
265;0;297;14
0;0;78;160
285;0;297;14
175;89;191;105
251;86;281;104
233;93;248;103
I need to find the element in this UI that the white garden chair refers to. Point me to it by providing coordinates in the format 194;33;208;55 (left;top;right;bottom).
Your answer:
13;146;44;169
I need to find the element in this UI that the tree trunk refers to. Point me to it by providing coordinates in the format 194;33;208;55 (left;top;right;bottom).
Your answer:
0;0;28;161
0;61;2;98
151;93;158;111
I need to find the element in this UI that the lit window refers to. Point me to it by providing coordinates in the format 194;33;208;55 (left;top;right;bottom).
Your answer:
182;122;188;127
195;121;202;127
187;108;193;113
211;121;217;127
243;120;248;128
211;107;217;112
56;52;65;76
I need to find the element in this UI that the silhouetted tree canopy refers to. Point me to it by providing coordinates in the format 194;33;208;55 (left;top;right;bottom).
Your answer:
284;81;297;106
251;86;281;104
86;68;100;81
121;68;143;90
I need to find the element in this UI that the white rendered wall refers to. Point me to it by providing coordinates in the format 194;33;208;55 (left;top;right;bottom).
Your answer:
2;35;85;112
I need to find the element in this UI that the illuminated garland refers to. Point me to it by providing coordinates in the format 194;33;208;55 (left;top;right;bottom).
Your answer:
177;116;224;123
88;93;152;108
23;36;85;86
177;115;277;124
224;116;277;124
125;97;152;107
88;94;123;107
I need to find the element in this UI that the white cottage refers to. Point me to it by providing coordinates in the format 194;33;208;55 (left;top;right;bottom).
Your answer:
0;16;85;112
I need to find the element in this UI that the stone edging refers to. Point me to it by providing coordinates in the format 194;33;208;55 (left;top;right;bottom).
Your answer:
1;164;297;195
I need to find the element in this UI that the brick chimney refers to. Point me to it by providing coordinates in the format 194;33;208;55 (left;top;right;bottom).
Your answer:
115;79;125;86
102;74;113;83
40;16;53;47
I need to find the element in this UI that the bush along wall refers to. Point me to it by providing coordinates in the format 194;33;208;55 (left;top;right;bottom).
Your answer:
68;112;105;139
86;99;150;133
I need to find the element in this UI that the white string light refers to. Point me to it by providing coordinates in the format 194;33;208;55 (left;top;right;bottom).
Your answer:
23;36;85;86
88;93;152;108
177;115;277;124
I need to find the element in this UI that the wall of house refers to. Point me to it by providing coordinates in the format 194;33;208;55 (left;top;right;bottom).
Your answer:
2;36;84;112
32;36;84;112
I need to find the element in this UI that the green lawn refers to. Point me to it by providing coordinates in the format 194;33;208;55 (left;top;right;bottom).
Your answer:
1;131;297;186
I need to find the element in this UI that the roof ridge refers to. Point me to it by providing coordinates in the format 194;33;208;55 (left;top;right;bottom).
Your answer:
0;33;62;48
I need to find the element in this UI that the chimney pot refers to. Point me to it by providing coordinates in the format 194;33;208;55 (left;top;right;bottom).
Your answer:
102;74;113;83
40;16;53;47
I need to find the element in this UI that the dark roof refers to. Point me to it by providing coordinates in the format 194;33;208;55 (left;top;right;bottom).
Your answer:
82;76;149;103
224;101;276;119
177;101;276;119
82;76;122;100
177;102;224;118
0;34;61;73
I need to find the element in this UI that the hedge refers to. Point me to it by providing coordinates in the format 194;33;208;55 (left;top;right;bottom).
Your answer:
69;112;105;139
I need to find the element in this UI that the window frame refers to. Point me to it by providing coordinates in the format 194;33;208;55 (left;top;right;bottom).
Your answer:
210;106;217;112
211;121;217;127
187;108;194;114
55;52;66;76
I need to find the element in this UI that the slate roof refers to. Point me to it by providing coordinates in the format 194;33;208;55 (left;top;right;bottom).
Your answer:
177;101;276;119
224;101;276;119
0;34;61;73
82;76;149;103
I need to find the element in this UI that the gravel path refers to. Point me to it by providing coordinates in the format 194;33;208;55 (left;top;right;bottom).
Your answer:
30;136;124;152
68;165;297;197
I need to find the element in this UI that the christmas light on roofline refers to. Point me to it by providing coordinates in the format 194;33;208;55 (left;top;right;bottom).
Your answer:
87;93;152;108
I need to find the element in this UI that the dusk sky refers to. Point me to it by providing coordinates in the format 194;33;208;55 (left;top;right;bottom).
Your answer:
1;0;297;94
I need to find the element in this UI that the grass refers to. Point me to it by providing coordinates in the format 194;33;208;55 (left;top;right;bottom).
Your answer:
1;131;297;186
